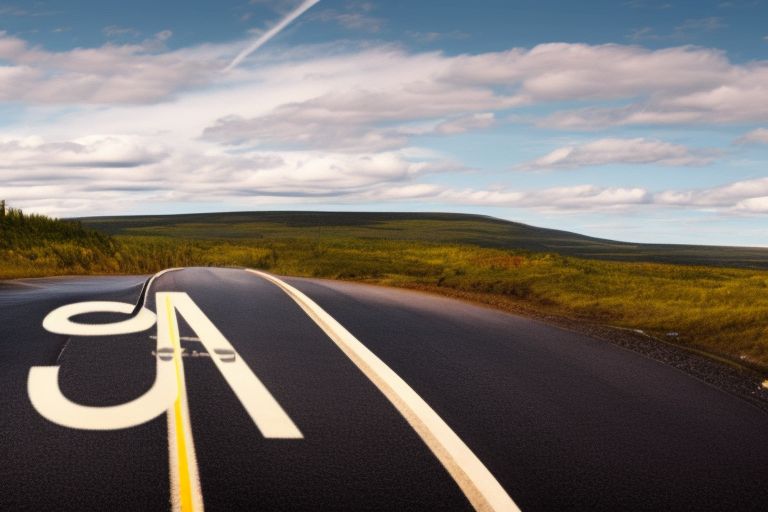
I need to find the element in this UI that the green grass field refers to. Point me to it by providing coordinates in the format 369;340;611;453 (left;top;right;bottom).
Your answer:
2;206;767;369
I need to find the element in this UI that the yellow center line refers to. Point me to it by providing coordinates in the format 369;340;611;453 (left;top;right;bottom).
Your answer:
166;296;195;512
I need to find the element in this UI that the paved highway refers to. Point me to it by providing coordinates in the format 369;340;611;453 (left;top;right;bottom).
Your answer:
1;267;767;511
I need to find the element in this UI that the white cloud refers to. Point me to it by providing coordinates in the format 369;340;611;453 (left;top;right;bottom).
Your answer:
0;138;456;216
0;31;228;104
736;127;768;144
310;1;383;32
312;11;383;32
0;135;167;169
202;112;410;152
656;177;768;211
520;137;715;170
200;51;513;151
1;33;767;219
735;196;768;213
361;184;651;211
440;43;768;128
0;33;765;127
434;113;495;135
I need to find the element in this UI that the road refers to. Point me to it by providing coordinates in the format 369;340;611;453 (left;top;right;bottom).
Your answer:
1;266;767;511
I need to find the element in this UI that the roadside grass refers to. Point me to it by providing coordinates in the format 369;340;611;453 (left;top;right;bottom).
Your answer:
112;236;768;368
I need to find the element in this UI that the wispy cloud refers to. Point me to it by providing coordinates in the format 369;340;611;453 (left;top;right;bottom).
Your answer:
0;3;56;17
102;25;141;39
434;113;495;135
406;30;470;43
519;138;716;170
311;2;383;32
735;128;768;144
629;16;726;41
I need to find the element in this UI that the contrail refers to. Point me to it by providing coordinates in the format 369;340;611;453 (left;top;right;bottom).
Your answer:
224;0;320;72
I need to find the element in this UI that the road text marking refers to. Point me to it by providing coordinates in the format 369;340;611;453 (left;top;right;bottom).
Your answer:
30;273;303;512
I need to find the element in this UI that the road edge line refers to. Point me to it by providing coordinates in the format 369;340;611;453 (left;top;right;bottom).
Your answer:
246;269;521;512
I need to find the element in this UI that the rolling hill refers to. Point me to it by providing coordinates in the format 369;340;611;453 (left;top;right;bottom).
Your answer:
78;211;768;270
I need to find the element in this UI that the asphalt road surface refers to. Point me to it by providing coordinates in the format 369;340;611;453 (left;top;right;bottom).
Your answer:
1;267;767;511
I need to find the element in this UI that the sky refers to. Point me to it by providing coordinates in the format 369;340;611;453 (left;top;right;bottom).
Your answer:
0;0;767;246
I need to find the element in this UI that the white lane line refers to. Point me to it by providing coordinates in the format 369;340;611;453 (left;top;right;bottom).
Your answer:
247;269;521;512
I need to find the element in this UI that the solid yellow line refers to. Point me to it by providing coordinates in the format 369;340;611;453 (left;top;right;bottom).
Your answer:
166;296;194;512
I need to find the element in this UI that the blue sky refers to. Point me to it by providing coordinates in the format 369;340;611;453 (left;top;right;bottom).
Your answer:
0;0;766;245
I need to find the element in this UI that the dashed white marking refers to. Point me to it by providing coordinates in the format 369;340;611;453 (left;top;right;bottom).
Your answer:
247;269;521;512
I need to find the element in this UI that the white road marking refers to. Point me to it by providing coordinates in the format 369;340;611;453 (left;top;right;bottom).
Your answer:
29;269;184;430
164;292;302;439
27;356;177;430
247;269;521;512
42;301;156;336
29;298;176;430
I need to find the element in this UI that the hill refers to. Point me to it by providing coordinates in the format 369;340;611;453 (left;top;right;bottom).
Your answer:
78;211;768;270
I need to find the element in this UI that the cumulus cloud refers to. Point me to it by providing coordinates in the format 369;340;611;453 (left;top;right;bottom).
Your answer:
0;137;459;215
201;67;510;151
427;185;650;210
369;179;768;215
520;138;715;170
656;177;768;210
0;32;766;128
0;31;228;104
439;43;768;128
735;128;768;144
354;184;651;212
734;196;768;213
220;42;768;138
0;135;167;169
2;33;767;219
